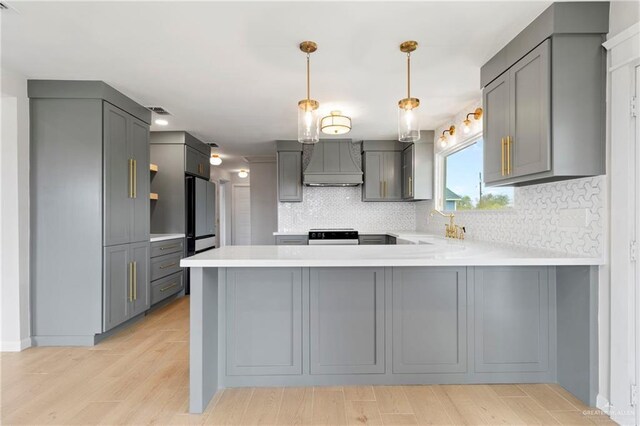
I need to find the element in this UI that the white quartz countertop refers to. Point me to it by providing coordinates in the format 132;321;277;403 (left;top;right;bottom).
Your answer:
272;230;433;237
150;233;185;242
182;235;603;267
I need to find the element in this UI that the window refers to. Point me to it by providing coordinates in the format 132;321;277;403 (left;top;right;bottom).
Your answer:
443;138;513;211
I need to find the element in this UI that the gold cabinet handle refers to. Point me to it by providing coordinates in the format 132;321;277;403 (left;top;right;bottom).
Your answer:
501;138;505;176
133;261;137;301
160;282;178;292
507;136;512;175
128;159;133;198
383;181;387;198
128;261;133;302
408;176;413;197
159;262;177;270
159;244;179;251
380;181;383;198
133;159;137;198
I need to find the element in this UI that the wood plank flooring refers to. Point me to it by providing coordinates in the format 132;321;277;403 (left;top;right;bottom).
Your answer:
1;296;615;425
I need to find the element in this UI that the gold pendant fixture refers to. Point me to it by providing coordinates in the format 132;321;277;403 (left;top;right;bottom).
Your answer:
398;40;421;143
321;110;351;135
298;41;320;144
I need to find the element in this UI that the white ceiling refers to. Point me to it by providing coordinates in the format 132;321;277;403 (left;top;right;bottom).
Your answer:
2;1;551;171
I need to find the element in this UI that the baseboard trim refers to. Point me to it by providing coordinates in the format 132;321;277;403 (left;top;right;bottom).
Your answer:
0;337;32;352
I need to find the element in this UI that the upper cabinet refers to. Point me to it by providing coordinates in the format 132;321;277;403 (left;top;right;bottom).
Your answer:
185;145;210;179
401;138;434;201
481;2;608;187
361;139;433;202
276;141;303;202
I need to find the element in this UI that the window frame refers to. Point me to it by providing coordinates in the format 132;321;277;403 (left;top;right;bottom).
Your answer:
435;133;484;212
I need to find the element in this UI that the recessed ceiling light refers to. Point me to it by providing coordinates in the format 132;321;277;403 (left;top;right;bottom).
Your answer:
155;119;168;126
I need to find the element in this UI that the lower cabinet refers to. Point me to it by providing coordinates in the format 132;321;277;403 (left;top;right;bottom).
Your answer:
226;268;302;375
474;266;550;373
150;237;185;305
275;235;308;245
392;267;467;373
309;268;385;374
103;242;150;332
151;271;184;306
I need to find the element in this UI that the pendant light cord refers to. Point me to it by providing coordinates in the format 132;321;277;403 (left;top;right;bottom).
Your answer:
307;53;311;101
407;52;411;99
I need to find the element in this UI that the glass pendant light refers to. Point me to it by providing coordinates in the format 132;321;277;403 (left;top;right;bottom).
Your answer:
398;41;421;143
298;41;320;144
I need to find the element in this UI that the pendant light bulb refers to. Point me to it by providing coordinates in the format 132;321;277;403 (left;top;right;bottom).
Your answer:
462;118;472;134
398;41;421;143
297;41;320;144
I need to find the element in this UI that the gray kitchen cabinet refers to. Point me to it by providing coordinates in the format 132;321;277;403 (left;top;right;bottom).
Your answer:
185;145;210;179
103;103;131;247
392;267;467;374
275;235;308;245
103;102;150;246
131;118;151;243
401;140;434;201
278;151;303;202
401;145;414;200
150;236;185;306
130;242;151;317
483;73;510;184
226;268;302;375
359;234;388;245
103;244;131;331
29;81;152;345
474;266;550;373
481;2;608;186
150;132;212;235
362;151;402;201
103;241;150;332
483;40;551;185
309;268;385;374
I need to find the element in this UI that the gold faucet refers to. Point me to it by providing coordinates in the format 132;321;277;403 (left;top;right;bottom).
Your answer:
430;209;466;240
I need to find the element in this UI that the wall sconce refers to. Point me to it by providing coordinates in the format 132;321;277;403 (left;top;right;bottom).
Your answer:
438;125;455;147
462;107;483;134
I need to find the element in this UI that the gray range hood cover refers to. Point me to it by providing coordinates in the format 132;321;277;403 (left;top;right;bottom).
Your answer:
303;139;363;186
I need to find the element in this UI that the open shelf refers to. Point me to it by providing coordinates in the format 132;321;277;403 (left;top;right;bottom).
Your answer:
150;163;158;172
150;193;159;200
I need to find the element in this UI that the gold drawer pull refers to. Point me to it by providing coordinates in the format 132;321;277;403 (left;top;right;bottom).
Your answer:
160;282;179;292
159;244;179;251
133;261;137;301
159;262;178;270
128;261;133;301
501;137;505;176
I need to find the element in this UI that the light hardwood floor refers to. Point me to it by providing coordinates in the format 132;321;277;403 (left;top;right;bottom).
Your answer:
1;296;615;425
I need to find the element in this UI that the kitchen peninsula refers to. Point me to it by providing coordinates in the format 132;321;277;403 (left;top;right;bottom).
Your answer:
181;238;602;413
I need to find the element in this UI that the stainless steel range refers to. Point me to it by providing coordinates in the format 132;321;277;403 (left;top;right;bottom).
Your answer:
308;228;359;245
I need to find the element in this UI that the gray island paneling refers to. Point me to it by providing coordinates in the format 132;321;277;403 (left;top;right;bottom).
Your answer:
187;260;597;414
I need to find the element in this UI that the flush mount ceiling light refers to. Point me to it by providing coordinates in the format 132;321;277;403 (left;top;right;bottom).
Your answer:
462;107;483;134
398;40;421;143
439;125;456;147
238;169;249;179
210;154;222;166
321;110;351;135
298;41;320;144
155;118;168;126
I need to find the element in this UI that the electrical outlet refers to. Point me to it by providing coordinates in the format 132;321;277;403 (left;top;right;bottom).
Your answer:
558;208;588;228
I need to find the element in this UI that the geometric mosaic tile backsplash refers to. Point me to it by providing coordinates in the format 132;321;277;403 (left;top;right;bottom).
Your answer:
416;175;605;257
278;140;605;257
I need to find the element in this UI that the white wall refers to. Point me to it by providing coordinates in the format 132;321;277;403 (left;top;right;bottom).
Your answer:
608;1;640;39
1;67;31;351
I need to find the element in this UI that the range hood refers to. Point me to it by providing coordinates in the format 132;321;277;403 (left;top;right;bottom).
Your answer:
303;139;363;186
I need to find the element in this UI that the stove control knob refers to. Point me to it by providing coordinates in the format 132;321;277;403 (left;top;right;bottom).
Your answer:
311;233;316;238
321;233;325;239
